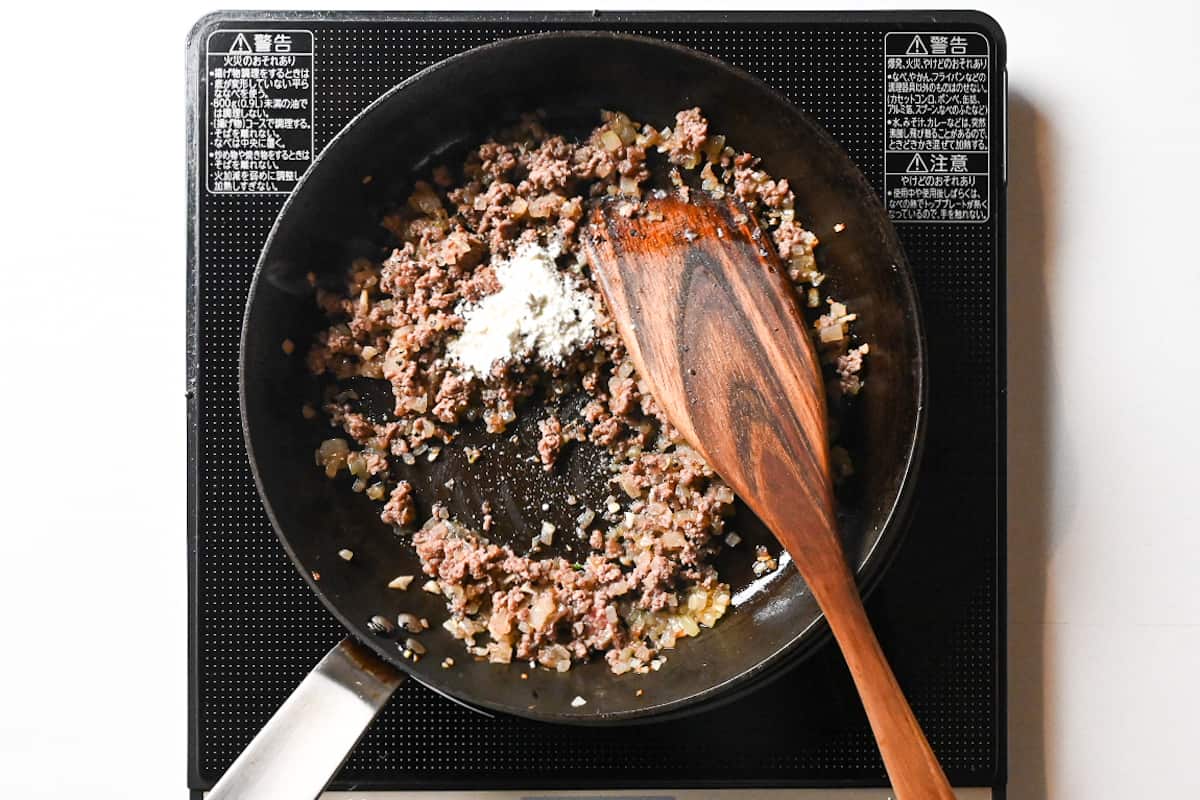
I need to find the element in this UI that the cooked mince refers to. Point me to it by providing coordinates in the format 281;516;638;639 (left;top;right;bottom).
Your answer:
306;108;867;674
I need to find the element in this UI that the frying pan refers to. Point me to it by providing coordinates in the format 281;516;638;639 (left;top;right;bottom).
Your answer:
218;31;926;798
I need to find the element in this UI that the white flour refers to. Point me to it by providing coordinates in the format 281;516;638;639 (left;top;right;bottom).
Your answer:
445;243;596;379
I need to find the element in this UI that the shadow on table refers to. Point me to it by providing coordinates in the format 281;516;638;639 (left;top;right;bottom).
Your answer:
1006;90;1060;800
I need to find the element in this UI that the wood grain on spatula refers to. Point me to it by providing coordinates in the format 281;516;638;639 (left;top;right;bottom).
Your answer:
583;194;955;800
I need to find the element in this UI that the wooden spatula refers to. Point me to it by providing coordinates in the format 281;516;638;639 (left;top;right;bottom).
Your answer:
583;194;955;800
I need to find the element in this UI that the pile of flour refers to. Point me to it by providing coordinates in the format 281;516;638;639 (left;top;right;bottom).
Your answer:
445;243;597;379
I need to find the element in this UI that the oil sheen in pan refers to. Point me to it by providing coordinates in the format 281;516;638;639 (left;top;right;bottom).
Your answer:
341;373;792;595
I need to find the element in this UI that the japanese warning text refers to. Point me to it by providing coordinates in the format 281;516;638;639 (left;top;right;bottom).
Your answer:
884;32;990;222
206;30;314;194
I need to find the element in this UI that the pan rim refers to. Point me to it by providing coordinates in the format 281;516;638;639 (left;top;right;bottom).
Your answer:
239;29;928;725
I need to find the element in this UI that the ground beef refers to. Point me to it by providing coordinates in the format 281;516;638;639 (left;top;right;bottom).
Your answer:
524;136;575;191
772;218;817;261
415;520;631;668
536;415;563;470
836;344;870;396
380;481;416;527
607;374;638;416
588;415;624;447
664;107;709;164
432;373;472;424
363;450;389;476
306;107;864;674
341;412;374;441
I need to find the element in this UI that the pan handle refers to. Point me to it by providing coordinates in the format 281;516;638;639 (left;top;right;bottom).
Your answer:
208;637;404;800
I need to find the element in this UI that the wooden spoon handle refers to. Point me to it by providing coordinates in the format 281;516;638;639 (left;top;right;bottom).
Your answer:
584;194;951;795
806;553;956;800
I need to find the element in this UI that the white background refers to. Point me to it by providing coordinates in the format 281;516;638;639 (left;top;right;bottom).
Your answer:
0;1;1196;797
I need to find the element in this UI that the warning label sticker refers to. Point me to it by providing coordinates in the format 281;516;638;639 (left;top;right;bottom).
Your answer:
205;30;314;194
884;32;990;222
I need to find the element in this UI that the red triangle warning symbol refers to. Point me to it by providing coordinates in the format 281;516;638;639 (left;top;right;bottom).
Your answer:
906;153;929;173
230;33;253;53
905;35;928;55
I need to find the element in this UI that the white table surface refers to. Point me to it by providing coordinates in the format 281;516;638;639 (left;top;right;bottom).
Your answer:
0;1;1196;797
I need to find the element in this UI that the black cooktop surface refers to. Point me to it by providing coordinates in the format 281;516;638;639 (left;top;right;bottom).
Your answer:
187;10;1006;795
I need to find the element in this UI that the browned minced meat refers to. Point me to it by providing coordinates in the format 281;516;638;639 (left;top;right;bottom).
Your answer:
307;107;863;673
536;415;563;470
589;415;624;447
432;373;472;424
340;412;375;441
380;481;416;527
414;520;628;665
664;108;708;164
726;153;790;214
772;219;816;261
836;344;870;395
364;450;389;476
607;374;638;416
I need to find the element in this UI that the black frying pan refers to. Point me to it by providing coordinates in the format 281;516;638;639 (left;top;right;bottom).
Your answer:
222;30;925;797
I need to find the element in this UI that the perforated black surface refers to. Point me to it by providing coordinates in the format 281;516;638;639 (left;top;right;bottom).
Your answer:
187;11;1006;792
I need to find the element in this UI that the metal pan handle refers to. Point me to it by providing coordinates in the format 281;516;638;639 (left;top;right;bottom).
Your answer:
208;638;404;800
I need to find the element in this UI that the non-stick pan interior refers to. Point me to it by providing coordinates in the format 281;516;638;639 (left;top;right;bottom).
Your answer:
241;32;924;723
